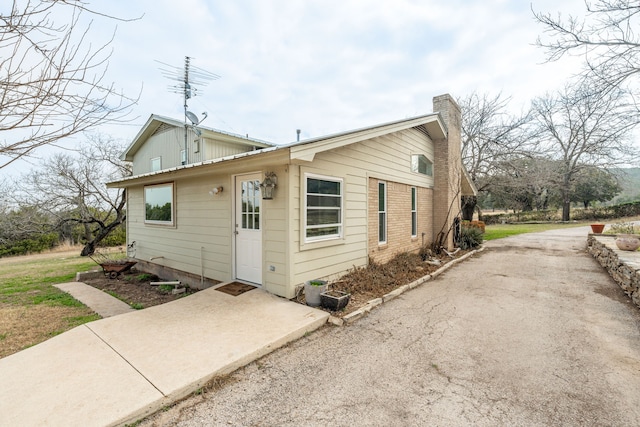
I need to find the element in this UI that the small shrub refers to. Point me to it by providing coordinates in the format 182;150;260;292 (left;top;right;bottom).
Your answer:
459;226;483;249
0;232;59;257
482;209;561;225
608;221;636;235
308;280;326;286
462;220;486;233
419;245;434;261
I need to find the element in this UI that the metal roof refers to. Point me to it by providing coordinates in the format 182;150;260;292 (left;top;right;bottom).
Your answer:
109;112;448;187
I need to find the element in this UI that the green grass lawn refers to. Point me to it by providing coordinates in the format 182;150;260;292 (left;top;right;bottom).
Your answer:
0;249;104;358
483;222;587;241
0;253;97;306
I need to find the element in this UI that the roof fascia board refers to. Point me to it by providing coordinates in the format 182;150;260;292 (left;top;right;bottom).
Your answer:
120;114;168;161
423;116;447;140
108;147;289;188
290;114;445;162
201;130;270;148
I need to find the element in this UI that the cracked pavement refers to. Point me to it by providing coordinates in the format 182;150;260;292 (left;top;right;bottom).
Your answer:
142;226;640;426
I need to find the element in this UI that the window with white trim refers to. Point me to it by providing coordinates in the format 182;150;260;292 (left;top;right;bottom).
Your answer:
411;186;417;237
305;174;343;241
144;183;174;225
150;157;161;172
378;181;386;244
411;154;433;176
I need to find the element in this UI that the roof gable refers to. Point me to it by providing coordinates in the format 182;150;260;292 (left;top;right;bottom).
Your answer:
120;114;274;161
289;113;446;162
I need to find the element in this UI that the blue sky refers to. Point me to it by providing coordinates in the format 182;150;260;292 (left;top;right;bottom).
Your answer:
2;0;586;175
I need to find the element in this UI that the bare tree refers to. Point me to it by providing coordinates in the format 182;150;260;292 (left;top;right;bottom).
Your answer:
0;1;139;169
14;133;131;256
489;157;560;213
532;80;638;221
458;92;534;220
534;0;640;89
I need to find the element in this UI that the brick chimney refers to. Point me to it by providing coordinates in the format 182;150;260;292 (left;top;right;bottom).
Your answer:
432;94;462;250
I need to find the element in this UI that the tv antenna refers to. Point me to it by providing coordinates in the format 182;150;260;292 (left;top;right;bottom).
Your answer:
156;56;220;163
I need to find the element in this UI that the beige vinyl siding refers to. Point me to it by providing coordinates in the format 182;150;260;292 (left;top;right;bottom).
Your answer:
127;163;291;297
132;127;185;175
334;129;435;186
203;138;255;161
127;175;234;282
132;128;258;175
261;165;289;296
290;128;434;290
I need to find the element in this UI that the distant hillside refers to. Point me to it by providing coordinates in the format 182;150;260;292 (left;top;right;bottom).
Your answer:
610;167;640;204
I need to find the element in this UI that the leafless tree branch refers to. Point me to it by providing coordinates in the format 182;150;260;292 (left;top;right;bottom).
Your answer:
0;0;141;168
533;0;640;89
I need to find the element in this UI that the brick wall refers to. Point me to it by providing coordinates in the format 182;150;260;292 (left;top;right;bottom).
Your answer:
432;94;462;250
368;178;433;263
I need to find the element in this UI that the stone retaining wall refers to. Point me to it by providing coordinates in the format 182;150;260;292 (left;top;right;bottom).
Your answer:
588;235;640;308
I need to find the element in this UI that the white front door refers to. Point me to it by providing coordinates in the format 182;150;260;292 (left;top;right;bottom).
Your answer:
235;174;262;284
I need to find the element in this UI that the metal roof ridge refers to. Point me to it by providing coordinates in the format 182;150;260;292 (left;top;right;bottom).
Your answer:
148;114;276;147
282;112;441;148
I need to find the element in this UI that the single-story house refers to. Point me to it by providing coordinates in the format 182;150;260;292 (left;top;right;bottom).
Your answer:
108;94;476;299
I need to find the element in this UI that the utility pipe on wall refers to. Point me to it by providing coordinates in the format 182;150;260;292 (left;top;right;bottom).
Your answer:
201;246;205;288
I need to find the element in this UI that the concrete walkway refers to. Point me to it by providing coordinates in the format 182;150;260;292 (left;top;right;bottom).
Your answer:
0;285;329;427
54;282;135;317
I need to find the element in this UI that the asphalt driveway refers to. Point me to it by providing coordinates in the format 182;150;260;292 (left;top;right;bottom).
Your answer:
142;226;640;426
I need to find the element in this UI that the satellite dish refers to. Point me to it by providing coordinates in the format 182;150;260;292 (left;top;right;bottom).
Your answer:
185;110;200;125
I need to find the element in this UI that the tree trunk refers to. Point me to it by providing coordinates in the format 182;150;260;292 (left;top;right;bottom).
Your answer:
562;200;571;221
461;195;477;221
80;214;126;256
79;189;127;257
83;222;92;243
562;172;572;221
80;240;97;257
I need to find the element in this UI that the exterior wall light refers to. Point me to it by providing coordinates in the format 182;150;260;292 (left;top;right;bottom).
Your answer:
209;186;223;196
260;172;277;199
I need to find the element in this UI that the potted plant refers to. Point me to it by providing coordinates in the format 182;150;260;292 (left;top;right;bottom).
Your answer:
304;279;328;307
320;289;351;311
590;223;605;234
